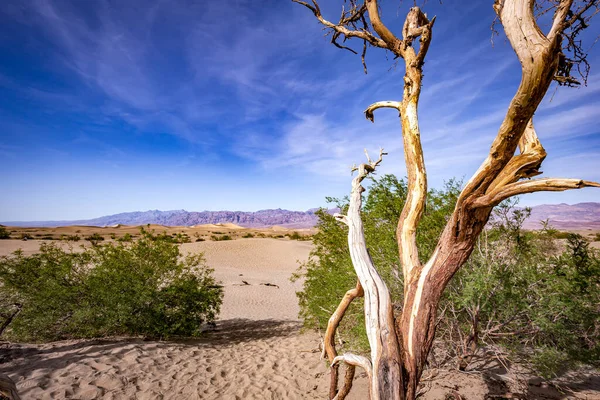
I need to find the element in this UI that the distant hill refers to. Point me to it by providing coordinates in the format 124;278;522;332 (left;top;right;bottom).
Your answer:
522;202;600;230
3;203;599;230
1;209;325;229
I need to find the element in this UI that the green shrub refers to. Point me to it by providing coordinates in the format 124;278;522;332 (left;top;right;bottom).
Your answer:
0;226;10;240
242;233;255;238
119;233;133;242
0;230;223;341
286;231;302;240
85;233;105;245
176;233;191;243
547;230;572;240
211;235;232;241
166;232;191;244
440;206;600;377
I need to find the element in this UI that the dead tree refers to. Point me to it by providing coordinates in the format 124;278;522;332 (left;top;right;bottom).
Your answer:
293;0;600;399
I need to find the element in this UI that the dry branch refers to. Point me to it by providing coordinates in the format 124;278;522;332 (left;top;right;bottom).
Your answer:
474;178;600;207
322;280;364;399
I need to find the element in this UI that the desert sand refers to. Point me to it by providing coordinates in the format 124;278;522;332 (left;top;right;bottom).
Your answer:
0;237;599;399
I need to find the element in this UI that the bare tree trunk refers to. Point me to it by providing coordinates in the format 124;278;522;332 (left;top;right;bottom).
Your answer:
293;0;600;398
333;150;404;400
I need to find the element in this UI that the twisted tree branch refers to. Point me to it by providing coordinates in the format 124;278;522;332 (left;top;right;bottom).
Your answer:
364;101;402;122
322;280;364;399
473;178;600;207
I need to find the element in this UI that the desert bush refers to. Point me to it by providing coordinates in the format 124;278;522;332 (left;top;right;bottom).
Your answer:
296;175;600;377
242;233;255;238
211;235;232;241
119;233;133;242
171;233;191;243
0;226;10;240
0;230;223;341
85;233;105;245
439;206;600;377
286;231;308;240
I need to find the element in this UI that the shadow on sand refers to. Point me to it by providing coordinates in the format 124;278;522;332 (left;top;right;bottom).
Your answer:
479;361;600;399
0;318;303;379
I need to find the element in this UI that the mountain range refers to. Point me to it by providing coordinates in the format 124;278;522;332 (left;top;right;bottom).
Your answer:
522;202;600;230
3;203;600;230
2;209;325;229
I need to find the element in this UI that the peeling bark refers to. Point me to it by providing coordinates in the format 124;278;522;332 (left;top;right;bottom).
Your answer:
337;149;404;400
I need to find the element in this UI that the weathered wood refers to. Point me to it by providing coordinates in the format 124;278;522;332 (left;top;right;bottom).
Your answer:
334;149;404;400
323;280;363;399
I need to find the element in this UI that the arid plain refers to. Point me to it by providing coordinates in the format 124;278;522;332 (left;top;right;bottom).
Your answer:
0;224;599;399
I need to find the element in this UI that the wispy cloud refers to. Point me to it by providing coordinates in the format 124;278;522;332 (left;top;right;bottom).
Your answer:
0;0;598;220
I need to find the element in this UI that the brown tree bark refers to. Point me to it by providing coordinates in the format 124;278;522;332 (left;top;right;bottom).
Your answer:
293;0;600;398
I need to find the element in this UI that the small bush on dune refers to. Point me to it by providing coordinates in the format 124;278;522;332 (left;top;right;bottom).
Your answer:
286;231;303;240
211;235;232;241
0;226;10;239
61;234;81;242
0;229;223;342
85;233;105;245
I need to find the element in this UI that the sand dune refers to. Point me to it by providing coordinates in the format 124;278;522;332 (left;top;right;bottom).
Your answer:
0;238;598;399
0;321;340;400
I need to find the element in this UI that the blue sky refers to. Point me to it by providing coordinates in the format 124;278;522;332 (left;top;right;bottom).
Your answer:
0;0;599;221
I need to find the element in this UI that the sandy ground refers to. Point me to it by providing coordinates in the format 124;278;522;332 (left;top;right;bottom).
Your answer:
0;238;599;399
